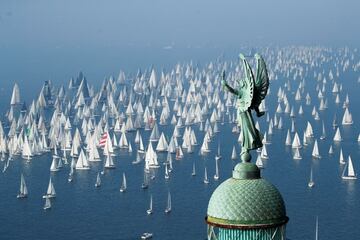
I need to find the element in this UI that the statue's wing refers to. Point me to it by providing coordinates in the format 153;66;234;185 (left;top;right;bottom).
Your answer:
252;54;269;107
237;54;254;112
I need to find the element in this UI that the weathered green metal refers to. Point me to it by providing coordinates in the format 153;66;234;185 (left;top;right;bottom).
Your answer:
207;54;287;240
217;226;286;240
232;162;260;180
207;164;287;227
221;53;269;162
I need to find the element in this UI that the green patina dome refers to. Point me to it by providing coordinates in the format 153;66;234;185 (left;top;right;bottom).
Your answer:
207;162;288;229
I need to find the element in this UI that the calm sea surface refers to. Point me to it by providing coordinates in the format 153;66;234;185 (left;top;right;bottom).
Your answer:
0;47;359;240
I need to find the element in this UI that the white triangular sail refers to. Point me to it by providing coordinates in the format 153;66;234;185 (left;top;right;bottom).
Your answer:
292;132;302;148
17;174;28;198
43;177;56;198
256;154;264;168
341;108;353;125
333;127;342;142
342;155;357;179
156;133;168;152
293;148;302;160
145;142;159;168
104;153;115;169
50;156;59;172
76;149;90;170
10;83;21;105
312;140;321;158
231;146;237;160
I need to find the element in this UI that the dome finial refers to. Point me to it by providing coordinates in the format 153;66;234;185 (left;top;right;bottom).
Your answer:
240;150;251;163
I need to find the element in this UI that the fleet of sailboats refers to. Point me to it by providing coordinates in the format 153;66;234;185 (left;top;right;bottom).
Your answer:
1;47;358;232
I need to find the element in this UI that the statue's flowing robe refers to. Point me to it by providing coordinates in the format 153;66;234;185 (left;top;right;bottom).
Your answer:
238;108;263;151
224;81;263;151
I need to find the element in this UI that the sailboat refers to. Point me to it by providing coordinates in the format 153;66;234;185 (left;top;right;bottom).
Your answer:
308;168;315;188
22;135;32;162
342;155;357;180
10;83;21;106
141;233;153;240
339;148;345;165
175;146;184;160
164;164;170;179
75;149;90;170
305;122;314;138
120;173;127;192
191;162;196;176
95;172;101;188
104;154;116;169
138;135;145;153
292;132;302;148
341;108;353;125
203;167;209;184
256;154;264;168
145;142;160;168
146;195;153;215
141;171;149;189
213;158;219;180
164;191;171;213
200;138;210;155
132;151;142;165
166;152;173;172
320;121;326;140
17;174;28;198
43;197;51;210
215;143;222;160
332;114;338;128
43;177;56;198
156;133;168;152
260;145;269;159
231;146;237;160
68;166;74;182
333;127;342;142
312;140;321;159
293;148;302;160
50;156;59;172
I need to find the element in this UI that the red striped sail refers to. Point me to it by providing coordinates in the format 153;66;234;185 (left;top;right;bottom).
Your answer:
99;132;108;147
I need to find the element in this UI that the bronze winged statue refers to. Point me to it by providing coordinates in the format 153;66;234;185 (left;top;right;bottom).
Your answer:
222;53;269;162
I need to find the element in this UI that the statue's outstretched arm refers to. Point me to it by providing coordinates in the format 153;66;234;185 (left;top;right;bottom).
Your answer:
221;71;239;96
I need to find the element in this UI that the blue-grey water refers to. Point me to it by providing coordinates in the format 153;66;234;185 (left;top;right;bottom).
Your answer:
0;47;359;240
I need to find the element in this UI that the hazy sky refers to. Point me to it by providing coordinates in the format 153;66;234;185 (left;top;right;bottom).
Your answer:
0;0;359;111
0;0;359;49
